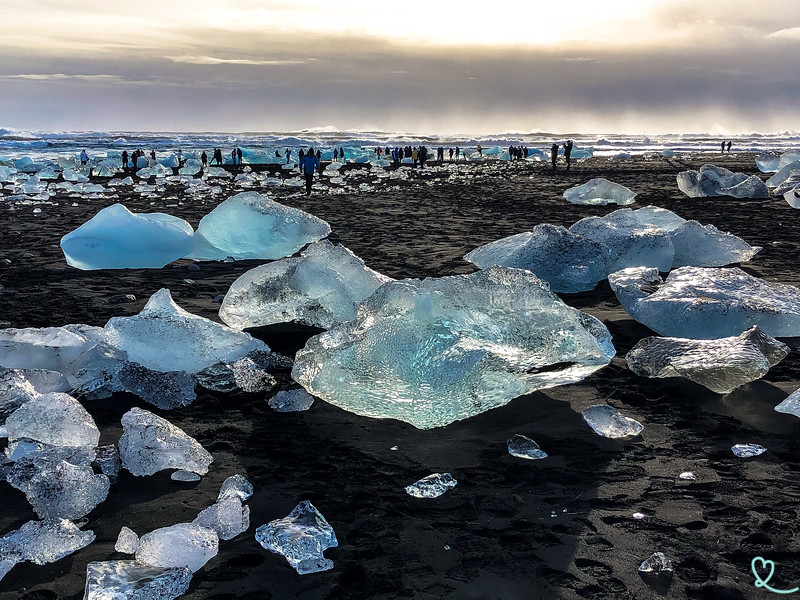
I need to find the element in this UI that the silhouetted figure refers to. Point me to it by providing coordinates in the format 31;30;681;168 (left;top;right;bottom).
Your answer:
177;149;183;167
477;144;482;156
334;148;339;161
564;140;574;172
727;141;732;153
80;149;89;165
449;148;454;161
150;150;156;161
721;140;726;153
299;149;305;163
121;150;128;169
285;149;291;164
299;147;320;196
237;147;243;165
275;150;281;158
455;147;460;162
340;147;345;161
550;143;558;171
201;151;208;167
419;145;428;167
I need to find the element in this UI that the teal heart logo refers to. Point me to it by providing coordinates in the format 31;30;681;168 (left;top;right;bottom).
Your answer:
751;556;799;594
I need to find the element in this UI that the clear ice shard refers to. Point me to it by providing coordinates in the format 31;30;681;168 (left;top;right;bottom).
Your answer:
756;151;780;173
405;473;458;498
731;443;766;457
254;501;338;574
187;191;331;261
609;266;800;338
464;224;612;293
0;323;105;372
105;288;268;373
219;240;392;330
115;526;140;554
507;434;548;460
135;523;219;572
218;474;253;502
568;209;674;274
766;161;800;188
677;164;767;198
638;552;673;573
292;267;615;429
669;220;760;267
119;407;213;476
775;389;800;418
117;362;197;409
5;392;100;448
625;326;788;393
632;206;687;232
94;444;121;480
228;354;278;393
171;470;201;482
60;203;194;270
0;518;95;573
83;560;191;600
582;405;643;438
193;495;250;541
269;389;315;412
562;178;636;205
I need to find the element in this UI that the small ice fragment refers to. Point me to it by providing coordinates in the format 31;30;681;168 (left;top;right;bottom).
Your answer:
633;512;646;520
83;560;191;600
114;526;139;554
731;443;766;458
0;518;95;567
218;474;253;502
94;445;121;480
582;405;643;438
135;523;219;572
254;501;338;574
389;446;398;451
192;495;250;541
444;545;451;550
775;389;800;419
679;471;696;480
507;434;548;460
171;470;201;482
638;552;673;573
268;389;314;412
405;473;457;498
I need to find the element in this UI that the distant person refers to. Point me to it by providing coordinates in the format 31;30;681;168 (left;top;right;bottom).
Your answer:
727;141;732;153
564;140;574;172
237;147;243;165
316;149;323;175
231;149;237;165
299;149;305;163
285;148;291;164
334;148;339;161
150;149;156;162
177;149;183;166
419;145;428;167
339;147;345;162
550;143;558;171
455;146;460;162
412;147;418;167
721;140;726;153
121;150;129;169
477;144;482;156
80;149;89;165
449;148;454;161
275;150;281;158
299;147;320;196
201;151;208;167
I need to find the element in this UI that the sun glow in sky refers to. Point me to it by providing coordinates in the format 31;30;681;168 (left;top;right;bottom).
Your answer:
1;0;799;134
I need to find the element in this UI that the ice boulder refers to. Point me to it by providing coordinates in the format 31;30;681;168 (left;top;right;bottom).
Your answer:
193;494;250;540
104;288;268;373
5;392;100;448
609;266;800;338
669;221;760;267
569;208;674;274
187;191;331;261
719;175;769;199
563;178;636;205
676;165;748;197
119;407;213;476
0;324;105;372
220;240;392;330
464;224;612;293
60;204;194;270
632;206;687;232
756;151;780;173
83;561;191;600
767;161;800;188
626;326;789;393
292;267;615;429
0;519;95;578
135;523;218;572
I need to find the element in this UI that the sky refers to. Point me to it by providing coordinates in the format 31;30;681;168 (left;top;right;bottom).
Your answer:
1;0;799;135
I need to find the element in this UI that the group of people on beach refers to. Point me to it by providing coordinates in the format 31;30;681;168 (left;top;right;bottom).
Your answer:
721;140;733;153
551;140;574;172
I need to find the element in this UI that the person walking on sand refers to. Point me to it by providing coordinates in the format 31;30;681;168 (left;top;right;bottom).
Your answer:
80;149;89;165
340;147;345;162
334;148;339;162
727;141;732;153
237;147;243;165
721;140;726;153
564;140;574;172
550;143;558;172
299;147;320;196
121;150;129;169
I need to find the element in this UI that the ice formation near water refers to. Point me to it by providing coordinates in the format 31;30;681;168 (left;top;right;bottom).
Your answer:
60;204;194;270
0;519;95;580
609;266;800;338
669;221;761;268
118;407;213;476
405;473;458;498
569;209;674;274
268;389;315;412
775;390;800;418
135;523;219;572
582;405;643;438
626;326;789;393
464;225;612;293
563;178;636;205
220;240;392;330
507;434;548;460
187;191;331;261
105;288;268;373
83;561;191;600
677;165;768;198
292;267;615;429
254;501;338;574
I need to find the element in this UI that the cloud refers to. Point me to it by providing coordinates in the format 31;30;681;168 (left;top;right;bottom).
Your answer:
3;73;125;81
165;55;308;66
768;27;800;40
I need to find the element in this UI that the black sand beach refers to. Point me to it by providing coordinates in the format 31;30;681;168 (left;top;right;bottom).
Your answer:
2;154;800;599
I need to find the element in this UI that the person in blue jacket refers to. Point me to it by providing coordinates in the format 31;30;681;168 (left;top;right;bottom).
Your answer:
299;147;320;196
